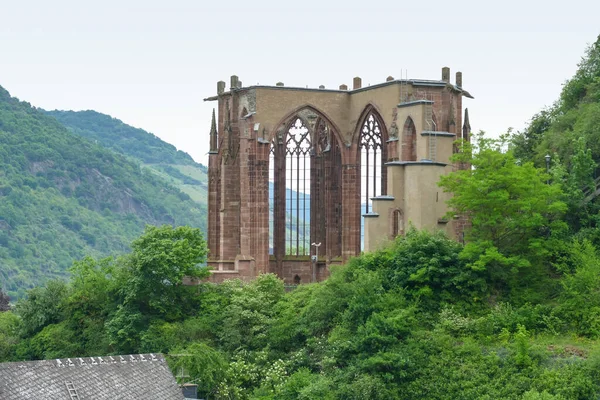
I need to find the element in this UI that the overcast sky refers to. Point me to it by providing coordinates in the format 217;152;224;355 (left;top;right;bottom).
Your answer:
1;1;598;165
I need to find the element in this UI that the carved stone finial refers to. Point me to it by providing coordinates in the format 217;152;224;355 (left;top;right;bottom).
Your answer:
209;108;218;153
456;71;462;87
462;108;471;140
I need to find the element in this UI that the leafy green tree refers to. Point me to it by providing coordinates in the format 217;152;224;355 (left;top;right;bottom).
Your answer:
123;225;208;315
106;225;208;352
558;240;600;337
14;280;69;336
219;274;285;351
0;311;20;360
439;133;566;288
169;342;228;399
379;229;484;306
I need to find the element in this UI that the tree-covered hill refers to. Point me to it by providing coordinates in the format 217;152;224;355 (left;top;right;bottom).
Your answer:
512;35;600;244
45;109;198;166
44;110;209;205
0;86;206;298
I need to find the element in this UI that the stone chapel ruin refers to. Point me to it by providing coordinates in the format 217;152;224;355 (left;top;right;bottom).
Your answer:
204;67;473;284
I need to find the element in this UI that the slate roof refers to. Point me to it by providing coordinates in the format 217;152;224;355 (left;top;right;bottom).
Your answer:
0;353;184;400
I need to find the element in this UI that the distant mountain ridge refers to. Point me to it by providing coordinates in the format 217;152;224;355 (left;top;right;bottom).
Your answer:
45;110;198;166
45;110;209;207
0;86;206;298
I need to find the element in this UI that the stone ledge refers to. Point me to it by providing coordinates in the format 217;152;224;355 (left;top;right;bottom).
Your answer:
362;212;380;218
385;160;448;167
371;195;395;201
421;131;455;137
397;99;434;108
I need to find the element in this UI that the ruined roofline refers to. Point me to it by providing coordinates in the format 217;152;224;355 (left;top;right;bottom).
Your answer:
203;78;473;101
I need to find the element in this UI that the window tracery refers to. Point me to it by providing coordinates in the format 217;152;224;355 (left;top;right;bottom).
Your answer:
285;118;311;256
360;114;383;214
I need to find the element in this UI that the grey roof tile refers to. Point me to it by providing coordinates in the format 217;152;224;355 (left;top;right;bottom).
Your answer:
0;353;184;400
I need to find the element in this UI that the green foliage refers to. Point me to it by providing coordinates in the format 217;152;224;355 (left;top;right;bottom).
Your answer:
0;311;20;361
169;342;228;398
558;240;600;337
220;274;285;352
512;36;600;245
45;109;210;206
105;225;208;353
0;86;207;297
14;280;68;336
381;228;485;305
439;133;566;291
123;225;209;316
45;110;198;166
6;225;600;398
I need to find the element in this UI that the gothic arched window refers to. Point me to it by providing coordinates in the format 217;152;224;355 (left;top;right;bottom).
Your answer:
269;145;275;255
285;118;312;256
360;114;383;214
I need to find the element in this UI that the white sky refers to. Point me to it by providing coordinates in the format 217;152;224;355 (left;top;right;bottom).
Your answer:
1;1;598;165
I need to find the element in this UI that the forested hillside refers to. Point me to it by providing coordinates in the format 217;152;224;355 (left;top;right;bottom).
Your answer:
513;35;600;246
0;87;206;298
45;110;209;205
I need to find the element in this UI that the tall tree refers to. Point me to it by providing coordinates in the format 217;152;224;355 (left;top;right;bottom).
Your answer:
439;133;567;286
106;225;209;353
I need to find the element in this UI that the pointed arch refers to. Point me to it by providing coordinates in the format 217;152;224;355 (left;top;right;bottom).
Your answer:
401;117;417;162
352;103;389;146
390;208;404;239
354;104;388;216
269;105;343;260
268;104;345;153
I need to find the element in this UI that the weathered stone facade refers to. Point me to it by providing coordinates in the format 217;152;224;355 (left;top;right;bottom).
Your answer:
204;68;473;284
